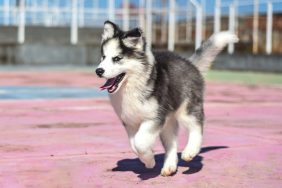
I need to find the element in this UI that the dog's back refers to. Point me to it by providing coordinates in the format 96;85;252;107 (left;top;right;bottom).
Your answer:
150;50;204;123
149;31;239;122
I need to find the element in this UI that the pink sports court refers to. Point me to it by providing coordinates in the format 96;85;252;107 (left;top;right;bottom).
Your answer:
0;70;281;188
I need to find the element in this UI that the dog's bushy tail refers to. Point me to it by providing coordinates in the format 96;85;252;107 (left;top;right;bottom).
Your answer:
189;31;239;75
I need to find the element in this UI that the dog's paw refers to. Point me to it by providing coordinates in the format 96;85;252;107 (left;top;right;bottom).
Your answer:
144;159;156;169
181;150;198;162
161;165;177;176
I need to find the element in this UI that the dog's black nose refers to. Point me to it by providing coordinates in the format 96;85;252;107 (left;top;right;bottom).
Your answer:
95;68;105;77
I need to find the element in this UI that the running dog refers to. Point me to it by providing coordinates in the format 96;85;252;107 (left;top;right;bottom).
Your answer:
95;20;238;176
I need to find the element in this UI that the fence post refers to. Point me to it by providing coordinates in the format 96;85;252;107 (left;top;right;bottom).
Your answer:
4;0;10;25
190;0;202;50
71;0;78;44
79;0;85;27
43;0;50;26
252;0;259;54
18;0;25;44
123;0;129;30
146;0;152;52
139;0;145;29
93;0;98;25
161;0;167;44
186;1;192;42
201;0;206;39
168;0;175;51
214;0;221;33
54;0;60;26
195;5;202;49
108;0;115;22
266;1;272;55
228;3;235;54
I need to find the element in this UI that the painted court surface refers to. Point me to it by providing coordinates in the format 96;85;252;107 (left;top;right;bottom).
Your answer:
0;70;281;188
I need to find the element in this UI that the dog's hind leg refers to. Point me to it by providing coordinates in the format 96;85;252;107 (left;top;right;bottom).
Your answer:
134;120;161;168
160;116;179;176
176;101;204;162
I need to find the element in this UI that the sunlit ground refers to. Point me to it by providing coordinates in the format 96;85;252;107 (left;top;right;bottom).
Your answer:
0;66;281;187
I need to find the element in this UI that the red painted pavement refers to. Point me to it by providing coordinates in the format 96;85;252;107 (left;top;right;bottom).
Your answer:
0;71;281;188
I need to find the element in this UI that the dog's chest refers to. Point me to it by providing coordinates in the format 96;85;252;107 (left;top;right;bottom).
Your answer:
109;88;158;126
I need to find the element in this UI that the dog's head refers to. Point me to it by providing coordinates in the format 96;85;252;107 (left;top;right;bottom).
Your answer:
96;21;147;94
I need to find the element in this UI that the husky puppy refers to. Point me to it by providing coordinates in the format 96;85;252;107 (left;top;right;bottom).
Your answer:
96;21;238;176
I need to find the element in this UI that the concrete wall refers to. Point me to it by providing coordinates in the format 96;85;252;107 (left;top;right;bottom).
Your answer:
0;27;17;44
179;53;282;73
0;26;102;45
0;26;281;72
0;44;101;65
214;54;282;73
1;44;281;72
15;44;100;65
0;26;102;65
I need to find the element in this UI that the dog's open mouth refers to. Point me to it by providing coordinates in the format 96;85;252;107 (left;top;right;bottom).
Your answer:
100;73;126;93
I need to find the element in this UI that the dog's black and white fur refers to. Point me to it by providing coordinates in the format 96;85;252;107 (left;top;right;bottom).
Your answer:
96;21;238;176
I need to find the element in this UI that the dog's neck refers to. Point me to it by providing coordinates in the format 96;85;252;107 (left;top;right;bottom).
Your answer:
121;50;156;99
146;49;155;66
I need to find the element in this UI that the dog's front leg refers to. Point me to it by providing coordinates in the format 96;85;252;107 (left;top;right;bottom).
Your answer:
123;122;138;155
134;120;161;168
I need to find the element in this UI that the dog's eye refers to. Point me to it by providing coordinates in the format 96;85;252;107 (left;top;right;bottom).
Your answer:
112;56;123;62
101;55;106;60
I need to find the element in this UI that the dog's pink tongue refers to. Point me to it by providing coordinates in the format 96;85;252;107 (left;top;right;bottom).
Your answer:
100;78;116;90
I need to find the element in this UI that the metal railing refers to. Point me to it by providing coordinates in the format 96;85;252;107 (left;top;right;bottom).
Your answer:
0;0;281;54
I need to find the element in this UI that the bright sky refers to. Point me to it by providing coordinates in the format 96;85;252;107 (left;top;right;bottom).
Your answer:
1;0;282;15
0;0;282;25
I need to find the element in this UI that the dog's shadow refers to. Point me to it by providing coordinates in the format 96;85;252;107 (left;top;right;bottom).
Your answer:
112;146;228;180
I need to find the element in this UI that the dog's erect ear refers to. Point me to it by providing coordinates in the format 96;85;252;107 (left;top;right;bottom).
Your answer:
122;28;144;50
102;20;120;42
